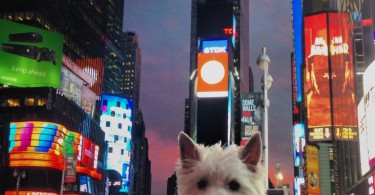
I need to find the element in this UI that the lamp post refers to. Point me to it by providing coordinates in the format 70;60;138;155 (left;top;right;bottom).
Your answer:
275;163;284;189
13;169;26;195
256;47;273;189
58;135;75;195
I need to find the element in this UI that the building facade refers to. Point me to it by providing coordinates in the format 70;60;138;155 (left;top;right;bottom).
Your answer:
291;0;375;194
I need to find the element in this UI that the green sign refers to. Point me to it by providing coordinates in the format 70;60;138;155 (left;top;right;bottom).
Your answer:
0;19;63;88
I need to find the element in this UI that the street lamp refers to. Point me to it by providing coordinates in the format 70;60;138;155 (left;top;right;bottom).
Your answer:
13;169;26;194
275;163;284;189
256;46;273;189
58;135;75;195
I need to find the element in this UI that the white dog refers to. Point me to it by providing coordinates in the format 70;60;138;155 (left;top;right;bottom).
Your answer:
176;132;266;195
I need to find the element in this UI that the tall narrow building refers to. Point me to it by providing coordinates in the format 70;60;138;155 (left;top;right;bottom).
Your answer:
122;31;141;111
186;0;249;146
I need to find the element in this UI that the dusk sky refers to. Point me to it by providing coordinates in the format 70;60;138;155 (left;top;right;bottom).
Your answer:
123;1;294;194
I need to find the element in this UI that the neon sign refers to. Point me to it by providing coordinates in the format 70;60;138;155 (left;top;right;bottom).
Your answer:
8;121;101;179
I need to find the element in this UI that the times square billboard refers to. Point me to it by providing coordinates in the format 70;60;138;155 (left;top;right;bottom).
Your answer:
0;19;63;88
304;12;358;142
100;95;133;193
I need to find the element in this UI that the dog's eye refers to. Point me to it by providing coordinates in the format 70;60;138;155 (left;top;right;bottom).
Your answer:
228;180;240;191
197;179;208;190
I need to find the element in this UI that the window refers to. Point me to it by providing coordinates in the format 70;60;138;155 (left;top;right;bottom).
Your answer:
37;97;46;106
25;97;35;106
7;98;20;107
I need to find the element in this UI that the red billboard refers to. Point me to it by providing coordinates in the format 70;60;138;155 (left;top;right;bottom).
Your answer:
304;12;358;141
328;13;358;140
304;13;331;141
76;57;104;96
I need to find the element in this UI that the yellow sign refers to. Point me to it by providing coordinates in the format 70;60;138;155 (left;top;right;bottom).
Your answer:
334;127;358;140
305;145;320;195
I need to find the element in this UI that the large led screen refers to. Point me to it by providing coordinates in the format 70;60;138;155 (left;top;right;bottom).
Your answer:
8;121;100;180
329;13;358;141
197;52;228;98
304;13;331;140
0;19;63;88
100;95;133;193
304;13;358;141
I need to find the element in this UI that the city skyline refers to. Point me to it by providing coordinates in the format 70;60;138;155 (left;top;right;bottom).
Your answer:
124;1;293;194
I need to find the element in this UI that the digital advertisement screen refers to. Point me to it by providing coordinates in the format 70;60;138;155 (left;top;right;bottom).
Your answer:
197;52;228;98
329;13;358;141
201;39;228;54
304;13;332;140
8;121;100;180
100;95;133;193
61;66;83;107
0;19;63;88
76;57;104;96
304;145;320;195
240;92;262;145
358;61;375;175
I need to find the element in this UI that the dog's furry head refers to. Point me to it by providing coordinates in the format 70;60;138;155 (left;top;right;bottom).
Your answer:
176;132;266;195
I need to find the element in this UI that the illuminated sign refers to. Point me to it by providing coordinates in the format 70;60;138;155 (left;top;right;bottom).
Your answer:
76;57;104;96
201;39;228;53
62;54;92;85
5;191;58;195
294;124;306;168
292;0;303;102
329;13;358;140
304;145;320;195
304;12;358;141
304;13;331;134
0;19;63;88
100;95;133;193
240;92;262;143
309;127;332;141
197;52;228;98
8;121;101;179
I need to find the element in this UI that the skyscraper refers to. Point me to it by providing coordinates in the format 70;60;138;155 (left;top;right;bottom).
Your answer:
186;0;249;146
122;31;142;111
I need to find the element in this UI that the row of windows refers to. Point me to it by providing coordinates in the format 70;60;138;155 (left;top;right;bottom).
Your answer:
0;96;47;107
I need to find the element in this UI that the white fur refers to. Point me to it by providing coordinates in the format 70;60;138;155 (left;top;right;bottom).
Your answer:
176;133;266;195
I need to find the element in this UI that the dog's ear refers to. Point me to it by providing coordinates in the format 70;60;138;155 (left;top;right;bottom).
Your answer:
239;133;262;172
178;132;200;169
